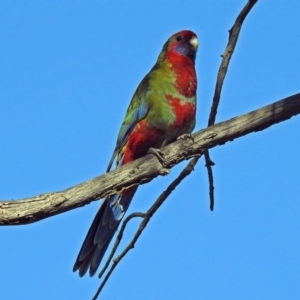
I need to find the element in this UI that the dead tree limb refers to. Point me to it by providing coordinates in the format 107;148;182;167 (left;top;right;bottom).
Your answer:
205;0;258;211
93;156;200;299
0;92;299;225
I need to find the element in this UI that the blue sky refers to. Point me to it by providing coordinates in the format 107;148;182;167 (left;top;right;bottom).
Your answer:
1;1;300;299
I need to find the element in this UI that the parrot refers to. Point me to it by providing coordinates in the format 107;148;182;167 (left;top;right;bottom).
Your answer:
73;30;198;277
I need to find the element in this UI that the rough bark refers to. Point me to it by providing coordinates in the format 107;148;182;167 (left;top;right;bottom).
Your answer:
0;92;299;225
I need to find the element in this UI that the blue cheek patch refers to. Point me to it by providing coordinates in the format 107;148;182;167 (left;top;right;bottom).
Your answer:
174;43;189;56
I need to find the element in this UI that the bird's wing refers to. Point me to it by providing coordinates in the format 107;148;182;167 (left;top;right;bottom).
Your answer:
106;78;150;172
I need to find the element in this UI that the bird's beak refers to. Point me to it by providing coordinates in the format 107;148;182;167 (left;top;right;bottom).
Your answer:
189;36;198;50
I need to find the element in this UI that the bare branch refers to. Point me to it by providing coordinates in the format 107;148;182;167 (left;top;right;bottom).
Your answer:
0;93;299;225
205;0;258;210
204;152;215;210
93;156;200;299
209;0;258;126
98;212;146;279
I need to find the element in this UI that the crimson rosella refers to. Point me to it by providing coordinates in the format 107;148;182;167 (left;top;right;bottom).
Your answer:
73;30;198;276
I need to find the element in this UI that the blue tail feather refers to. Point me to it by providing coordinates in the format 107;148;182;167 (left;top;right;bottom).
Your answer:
73;187;138;277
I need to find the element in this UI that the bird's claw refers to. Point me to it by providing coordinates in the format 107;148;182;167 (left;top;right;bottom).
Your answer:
147;147;166;166
177;133;194;142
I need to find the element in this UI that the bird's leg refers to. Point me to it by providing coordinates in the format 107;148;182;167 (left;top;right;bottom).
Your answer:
147;147;166;166
177;133;194;142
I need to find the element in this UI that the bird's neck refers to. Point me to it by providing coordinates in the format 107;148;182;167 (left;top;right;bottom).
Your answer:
165;54;197;98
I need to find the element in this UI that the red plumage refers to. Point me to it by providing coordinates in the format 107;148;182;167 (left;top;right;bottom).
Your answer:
73;30;198;277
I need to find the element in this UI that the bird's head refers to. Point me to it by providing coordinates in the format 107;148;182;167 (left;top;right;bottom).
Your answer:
161;30;198;61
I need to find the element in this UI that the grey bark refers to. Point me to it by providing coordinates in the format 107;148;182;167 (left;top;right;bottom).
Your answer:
0;92;299;225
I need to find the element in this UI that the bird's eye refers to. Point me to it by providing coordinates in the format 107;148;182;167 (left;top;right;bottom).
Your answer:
176;35;182;42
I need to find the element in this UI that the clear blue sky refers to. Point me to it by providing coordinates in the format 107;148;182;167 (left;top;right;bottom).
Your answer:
1;1;300;299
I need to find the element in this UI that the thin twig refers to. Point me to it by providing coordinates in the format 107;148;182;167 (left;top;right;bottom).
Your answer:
204;151;215;211
98;212;146;278
92;156;201;299
208;0;258;126
205;0;258;211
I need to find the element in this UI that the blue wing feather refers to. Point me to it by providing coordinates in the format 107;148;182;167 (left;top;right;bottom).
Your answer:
106;100;149;172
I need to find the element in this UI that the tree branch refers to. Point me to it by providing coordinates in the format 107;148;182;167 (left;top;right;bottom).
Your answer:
98;212;146;279
208;0;258;125
204;151;215;210
205;0;258;211
92;156;200;299
1;92;299;225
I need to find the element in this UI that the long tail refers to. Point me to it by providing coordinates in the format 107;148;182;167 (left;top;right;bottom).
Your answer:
73;186;138;277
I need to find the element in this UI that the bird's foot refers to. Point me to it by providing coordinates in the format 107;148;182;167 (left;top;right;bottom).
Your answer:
147;147;166;166
177;133;194;142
